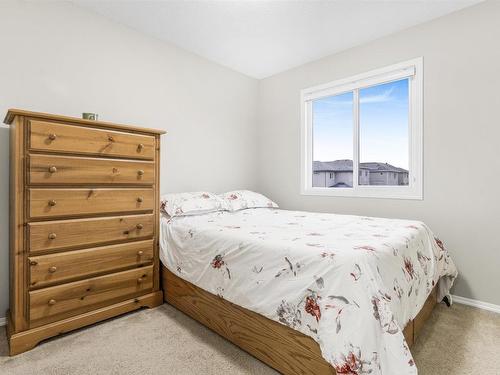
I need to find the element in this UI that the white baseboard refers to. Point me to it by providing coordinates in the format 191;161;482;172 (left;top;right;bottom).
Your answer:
452;295;500;314
0;316;5;327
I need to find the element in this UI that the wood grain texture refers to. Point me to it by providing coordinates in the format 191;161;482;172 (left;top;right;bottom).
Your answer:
29;265;154;324
8;291;163;356
163;266;439;375
28;239;154;288
9;116;28;332
413;287;437;340
6;109;164;355
153;135;161;292
29;188;154;219
403;320;414;348
4;108;166;135
163;267;336;375
28;213;154;253
29;154;155;185
29;120;156;160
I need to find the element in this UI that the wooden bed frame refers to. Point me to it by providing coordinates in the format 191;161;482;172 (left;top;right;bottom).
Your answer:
162;266;437;375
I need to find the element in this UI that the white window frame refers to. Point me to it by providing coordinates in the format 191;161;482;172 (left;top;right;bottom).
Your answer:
300;57;423;200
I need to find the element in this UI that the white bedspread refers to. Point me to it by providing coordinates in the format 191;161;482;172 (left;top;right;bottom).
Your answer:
160;208;457;374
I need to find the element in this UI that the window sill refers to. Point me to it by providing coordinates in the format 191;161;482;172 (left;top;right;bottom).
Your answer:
301;187;423;200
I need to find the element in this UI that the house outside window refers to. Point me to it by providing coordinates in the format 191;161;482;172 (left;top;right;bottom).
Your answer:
301;58;423;199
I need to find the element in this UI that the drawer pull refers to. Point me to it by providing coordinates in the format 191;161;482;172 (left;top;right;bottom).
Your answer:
48;232;57;240
137;250;144;256
137;170;144;176
137;143;144;151
48;299;57;306
137;278;143;284
48;266;57;273
136;197;143;203
108;136;115;142
30;260;38;266
48;199;57;207
48;166;58;173
48;133;57;141
136;223;143;230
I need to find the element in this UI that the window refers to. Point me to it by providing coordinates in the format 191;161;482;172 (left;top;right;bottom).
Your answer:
301;58;423;199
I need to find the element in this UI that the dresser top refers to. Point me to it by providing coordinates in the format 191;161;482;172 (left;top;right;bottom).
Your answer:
4;109;166;135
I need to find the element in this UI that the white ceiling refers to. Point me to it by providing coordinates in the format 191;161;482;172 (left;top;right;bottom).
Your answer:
73;0;483;79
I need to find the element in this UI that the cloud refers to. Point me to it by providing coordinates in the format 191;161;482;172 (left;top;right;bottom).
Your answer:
315;85;398;112
313;97;352;117
360;86;395;104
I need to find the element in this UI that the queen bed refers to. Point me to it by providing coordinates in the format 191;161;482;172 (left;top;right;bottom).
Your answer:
159;191;457;375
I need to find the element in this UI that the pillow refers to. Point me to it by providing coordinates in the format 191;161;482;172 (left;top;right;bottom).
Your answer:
220;190;278;211
160;192;228;217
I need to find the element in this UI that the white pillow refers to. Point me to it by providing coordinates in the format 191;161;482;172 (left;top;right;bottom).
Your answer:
160;192;228;217
220;190;278;211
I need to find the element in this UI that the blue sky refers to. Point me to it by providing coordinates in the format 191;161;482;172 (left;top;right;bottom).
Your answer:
312;78;409;169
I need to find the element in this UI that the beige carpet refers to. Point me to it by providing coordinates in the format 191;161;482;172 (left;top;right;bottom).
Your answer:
0;302;499;374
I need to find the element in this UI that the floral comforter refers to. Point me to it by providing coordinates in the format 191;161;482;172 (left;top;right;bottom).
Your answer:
160;208;457;374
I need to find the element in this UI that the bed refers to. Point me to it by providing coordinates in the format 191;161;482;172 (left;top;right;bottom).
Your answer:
159;205;457;374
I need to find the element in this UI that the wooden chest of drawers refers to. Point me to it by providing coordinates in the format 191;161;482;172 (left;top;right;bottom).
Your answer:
5;109;165;355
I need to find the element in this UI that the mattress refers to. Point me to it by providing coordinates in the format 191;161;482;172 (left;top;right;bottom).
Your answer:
160;208;457;374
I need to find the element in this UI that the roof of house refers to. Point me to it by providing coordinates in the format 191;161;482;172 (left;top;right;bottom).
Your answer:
313;160;408;173
313;159;353;172
360;162;408;173
332;182;351;188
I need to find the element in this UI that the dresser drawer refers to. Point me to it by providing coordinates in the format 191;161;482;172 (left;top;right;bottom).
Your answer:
29;188;154;219
29;265;154;323
28;214;154;253
29;120;155;160
29;239;154;288
29;154;155;185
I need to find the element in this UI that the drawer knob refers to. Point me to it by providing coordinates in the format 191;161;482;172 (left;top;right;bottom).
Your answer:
48;200;57;207
136;197;143;203
136;223;143;230
48;133;57;141
137;170;144;176
48;266;57;273
137;278;143;284
48;166;57;173
30;260;38;266
48;299;57;306
48;232;57;240
137;250;144;256
137;143;144;151
108;136;115;142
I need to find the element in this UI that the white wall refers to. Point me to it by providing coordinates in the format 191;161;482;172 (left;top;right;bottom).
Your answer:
0;1;258;317
1;0;498;320
257;1;500;305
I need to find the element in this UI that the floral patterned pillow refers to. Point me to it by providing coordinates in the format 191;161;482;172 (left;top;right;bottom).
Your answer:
220;190;279;211
160;192;228;217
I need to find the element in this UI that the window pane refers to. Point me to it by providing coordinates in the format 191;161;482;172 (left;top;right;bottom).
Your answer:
359;79;409;186
312;92;353;188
